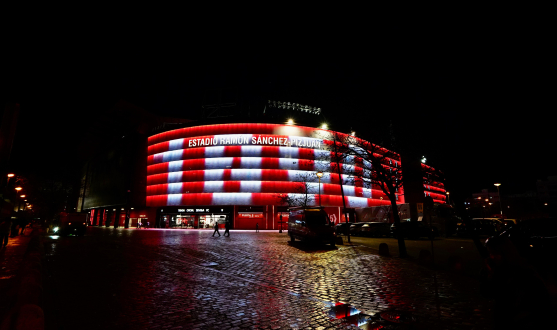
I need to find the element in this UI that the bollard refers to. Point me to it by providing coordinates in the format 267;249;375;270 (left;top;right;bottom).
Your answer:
15;305;44;330
378;243;391;257
418;249;432;267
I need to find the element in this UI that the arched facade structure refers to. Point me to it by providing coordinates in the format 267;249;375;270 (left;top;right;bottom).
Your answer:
145;123;405;229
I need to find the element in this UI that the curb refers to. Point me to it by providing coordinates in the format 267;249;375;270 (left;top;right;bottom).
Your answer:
0;228;45;330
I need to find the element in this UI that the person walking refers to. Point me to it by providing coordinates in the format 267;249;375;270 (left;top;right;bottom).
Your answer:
212;221;221;237
10;219;19;237
0;218;12;248
19;219;28;236
256;223;259;233
224;221;230;237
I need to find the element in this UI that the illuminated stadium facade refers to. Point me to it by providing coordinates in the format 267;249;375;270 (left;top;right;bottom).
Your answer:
145;123;404;230
80;101;447;231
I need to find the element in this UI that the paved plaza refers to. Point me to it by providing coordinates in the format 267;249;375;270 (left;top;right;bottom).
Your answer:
42;228;493;329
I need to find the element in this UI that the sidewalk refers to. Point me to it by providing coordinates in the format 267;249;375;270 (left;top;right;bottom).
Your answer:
0;231;33;323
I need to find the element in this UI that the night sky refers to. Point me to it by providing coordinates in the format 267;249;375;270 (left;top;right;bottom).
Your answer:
2;42;554;205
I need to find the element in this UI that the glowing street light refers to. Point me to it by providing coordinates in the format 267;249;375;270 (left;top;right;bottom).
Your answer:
15;187;22;191
316;171;324;207
20;195;26;198
7;173;14;178
321;123;328;130
287;119;294;125
494;183;503;215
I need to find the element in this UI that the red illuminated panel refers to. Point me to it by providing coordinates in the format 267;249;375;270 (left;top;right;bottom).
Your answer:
146;123;405;208
148;123;400;159
146;181;384;198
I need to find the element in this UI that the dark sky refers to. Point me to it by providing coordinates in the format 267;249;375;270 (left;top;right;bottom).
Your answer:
2;38;554;204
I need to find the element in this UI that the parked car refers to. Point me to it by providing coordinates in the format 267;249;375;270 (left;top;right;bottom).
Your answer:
288;207;336;246
390;221;439;239
360;222;391;237
349;223;366;236
501;219;517;227
51;212;88;236
335;223;351;236
456;218;503;237
487;218;557;274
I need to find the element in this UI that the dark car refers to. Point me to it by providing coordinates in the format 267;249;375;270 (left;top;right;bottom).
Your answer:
456;218;503;237
51;212;88;236
390;221;439;239
335;223;351;236
288;207;336;246
360;222;390;237
349;223;366;236
487;218;557;274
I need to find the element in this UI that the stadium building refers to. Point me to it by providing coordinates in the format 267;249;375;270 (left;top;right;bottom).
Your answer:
143;123;403;230
81;100;446;231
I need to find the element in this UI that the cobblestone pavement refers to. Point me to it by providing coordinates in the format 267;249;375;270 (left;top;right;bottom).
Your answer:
43;228;493;329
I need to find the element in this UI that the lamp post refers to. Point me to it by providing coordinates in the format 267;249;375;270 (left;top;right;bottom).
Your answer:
494;183;503;216
316;171;323;207
446;191;450;205
19;194;26;212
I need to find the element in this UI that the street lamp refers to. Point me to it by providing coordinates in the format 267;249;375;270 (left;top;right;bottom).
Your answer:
446;191;450;205
316;171;324;207
494;183;503;216
15;187;22;191
18;194;26;212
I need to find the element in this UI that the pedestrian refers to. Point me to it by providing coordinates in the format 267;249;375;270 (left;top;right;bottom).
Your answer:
0;218;12;248
20;219;28;235
256;223;259;233
10;219;19;237
224;221;230;237
212;221;221;237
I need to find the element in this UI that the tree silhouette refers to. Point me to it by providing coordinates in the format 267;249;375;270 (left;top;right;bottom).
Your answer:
319;131;408;257
278;172;318;208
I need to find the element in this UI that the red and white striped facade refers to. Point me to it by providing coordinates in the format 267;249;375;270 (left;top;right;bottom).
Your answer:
146;123;404;208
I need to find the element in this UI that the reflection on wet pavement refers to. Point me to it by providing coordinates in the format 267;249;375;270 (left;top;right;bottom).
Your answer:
43;229;492;329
